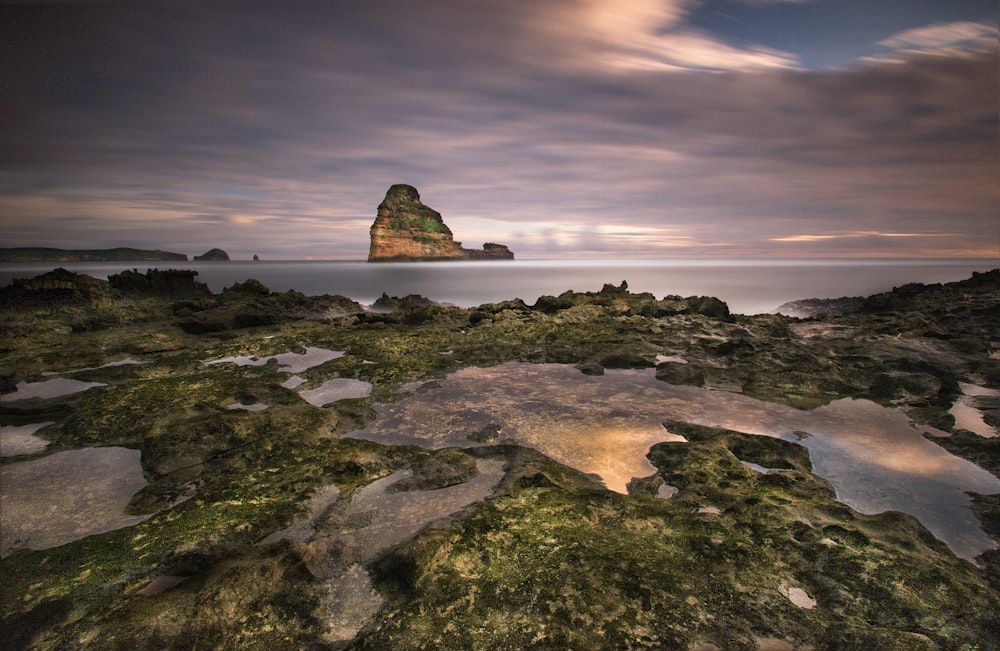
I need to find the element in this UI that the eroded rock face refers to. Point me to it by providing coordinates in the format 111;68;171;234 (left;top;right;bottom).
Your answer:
367;185;513;262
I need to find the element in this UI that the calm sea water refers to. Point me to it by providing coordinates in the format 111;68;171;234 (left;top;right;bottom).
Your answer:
1;258;996;315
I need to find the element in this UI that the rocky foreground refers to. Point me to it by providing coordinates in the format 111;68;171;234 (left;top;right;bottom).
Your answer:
1;268;998;650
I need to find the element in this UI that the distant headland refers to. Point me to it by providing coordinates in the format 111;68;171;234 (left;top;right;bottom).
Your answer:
0;247;189;262
0;247;232;263
368;184;513;262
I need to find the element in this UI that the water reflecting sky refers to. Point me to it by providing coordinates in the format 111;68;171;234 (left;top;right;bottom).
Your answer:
356;363;1000;562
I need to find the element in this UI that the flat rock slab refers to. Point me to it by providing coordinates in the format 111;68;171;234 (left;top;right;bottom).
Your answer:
0;422;54;457
205;347;344;374
1;378;106;402
1;447;151;556
299;378;372;407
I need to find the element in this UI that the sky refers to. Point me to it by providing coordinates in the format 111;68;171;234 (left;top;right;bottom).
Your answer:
1;0;997;260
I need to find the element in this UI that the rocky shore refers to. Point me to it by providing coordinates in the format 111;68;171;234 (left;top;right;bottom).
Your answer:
1;267;998;649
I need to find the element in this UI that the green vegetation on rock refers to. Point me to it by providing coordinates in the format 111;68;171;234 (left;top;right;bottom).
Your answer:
359;426;996;649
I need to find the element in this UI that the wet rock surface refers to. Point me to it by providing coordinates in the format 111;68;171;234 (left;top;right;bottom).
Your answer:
0;267;998;649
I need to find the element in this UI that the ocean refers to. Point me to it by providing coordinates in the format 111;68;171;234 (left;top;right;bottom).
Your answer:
1;258;996;315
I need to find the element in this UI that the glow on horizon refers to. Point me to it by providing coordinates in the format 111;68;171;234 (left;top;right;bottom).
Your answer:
771;231;939;243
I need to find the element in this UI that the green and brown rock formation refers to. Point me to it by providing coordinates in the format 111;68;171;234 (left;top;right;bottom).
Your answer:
367;184;513;262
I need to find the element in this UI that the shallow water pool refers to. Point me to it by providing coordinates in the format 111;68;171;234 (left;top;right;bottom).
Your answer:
1;447;150;556
355;363;1000;562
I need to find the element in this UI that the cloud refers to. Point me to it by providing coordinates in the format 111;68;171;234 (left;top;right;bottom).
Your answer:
880;21;995;51
0;2;996;259
869;20;996;62
765;231;992;258
530;0;801;72
772;232;935;243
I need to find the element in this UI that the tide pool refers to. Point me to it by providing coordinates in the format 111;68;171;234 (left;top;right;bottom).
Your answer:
354;363;1000;562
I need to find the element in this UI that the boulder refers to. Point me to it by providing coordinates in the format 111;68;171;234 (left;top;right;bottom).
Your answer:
683;296;731;320
655;361;706;387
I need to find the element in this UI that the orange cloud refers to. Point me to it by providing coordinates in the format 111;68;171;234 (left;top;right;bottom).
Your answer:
771;231;943;243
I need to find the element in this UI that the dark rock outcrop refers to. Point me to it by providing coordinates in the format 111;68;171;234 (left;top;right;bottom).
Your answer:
683;295;731;320
369;292;437;313
108;269;211;298
368;185;514;262
177;279;362;333
778;269;1000;320
194;248;230;261
655;361;706;387
221;278;270;298
0;267;113;308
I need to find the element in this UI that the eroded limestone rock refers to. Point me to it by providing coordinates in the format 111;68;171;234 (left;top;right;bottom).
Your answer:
367;184;513;262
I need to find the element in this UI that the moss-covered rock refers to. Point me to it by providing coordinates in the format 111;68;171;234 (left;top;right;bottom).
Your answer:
355;423;997;650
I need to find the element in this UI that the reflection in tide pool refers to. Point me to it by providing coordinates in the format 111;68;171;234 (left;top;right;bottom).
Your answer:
355;363;1000;562
949;401;995;438
949;383;999;439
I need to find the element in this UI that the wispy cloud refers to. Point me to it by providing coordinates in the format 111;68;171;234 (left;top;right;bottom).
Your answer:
533;0;801;72
880;21;995;51
772;232;938;243
867;20;996;62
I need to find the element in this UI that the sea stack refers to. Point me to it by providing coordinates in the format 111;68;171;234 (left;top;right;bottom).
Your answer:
194;248;230;261
367;184;513;262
